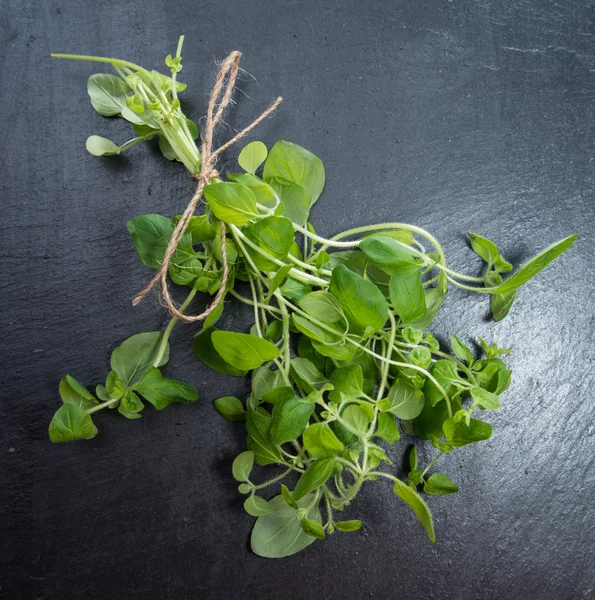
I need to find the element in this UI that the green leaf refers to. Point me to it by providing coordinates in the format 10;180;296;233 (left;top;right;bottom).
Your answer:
450;334;474;365
408;284;446;330
192;328;248;377
133;123;158;139
329;265;388;337
468;232;497;264
95;385;111;402
470;387;501;410
87;73;128;116
110;332;169;388
335;520;362;532
375;413;400;444
246;407;283;465
59;375;98;409
238;141;268;174
251;494;322;558
268;178;310;226
293;457;335;501
328;364;364;401
49;404;98;443
281;484;299;509
263;141;325;207
297;336;327;373
408;346;432;370
261;385;294;405
423;360;460;406
300;518;325;540
266;265;292;298
280;277;312;302
158;133;178;161
383;378;425;419
180;214;216;243
342;405;369;434
244;216;295;271
302;423;344;457
424;473;459;495
126;214;195;270
491;289;516;322
106;370;125;399
389;271;427;323
484;270;516;322
232;451;254;481
203;300;224;330
490;235;577;294
149;69;187;93
290;358;328;394
252;366;286;400
212;330;280;371
360;235;421;276
120;390;144;415
227;173;278;207
125;92;144;113
291;313;344;345
238;483;252;495
393;479;435;543
134;367;198;410
271;397;315;444
244;495;274;517
265;320;283;341
213;396;246;422
443;417;492;447
364;229;416;244
203;182;259;226
409;446;418;470
298;291;345;324
408;469;423;486
85;135;121;156
410;397;462;440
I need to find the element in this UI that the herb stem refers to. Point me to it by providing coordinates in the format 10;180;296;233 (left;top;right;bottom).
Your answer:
253;467;294;490
87;398;119;414
421;453;444;478
277;295;453;415
231;225;328;287
152;285;199;367
171;35;184;102
50;53;149;74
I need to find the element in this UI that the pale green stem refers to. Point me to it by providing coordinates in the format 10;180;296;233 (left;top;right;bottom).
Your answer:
421;453;444;478
277;295;452;416
248;275;263;337
171;35;184;101
87;398;119;414
377;312;397;401
152;285;199;367
253;467;294;490
446;275;498;293
230;225;328;287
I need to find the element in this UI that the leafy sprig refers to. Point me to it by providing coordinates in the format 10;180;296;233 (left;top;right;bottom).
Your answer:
49;38;577;558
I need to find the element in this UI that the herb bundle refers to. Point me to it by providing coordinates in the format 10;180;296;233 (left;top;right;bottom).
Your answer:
49;38;577;558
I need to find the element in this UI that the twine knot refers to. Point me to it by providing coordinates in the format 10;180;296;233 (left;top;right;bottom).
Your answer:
132;51;282;322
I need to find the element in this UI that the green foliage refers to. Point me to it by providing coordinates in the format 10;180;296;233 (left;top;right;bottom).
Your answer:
51;39;577;560
251;494;322;558
49;404;98;442
214;396;246;422
263;140;325;207
238;141;268;174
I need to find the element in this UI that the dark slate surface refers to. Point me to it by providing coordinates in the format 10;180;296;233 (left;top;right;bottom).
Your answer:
1;1;594;598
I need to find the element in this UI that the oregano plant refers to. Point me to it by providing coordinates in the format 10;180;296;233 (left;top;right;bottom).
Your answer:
50;37;577;558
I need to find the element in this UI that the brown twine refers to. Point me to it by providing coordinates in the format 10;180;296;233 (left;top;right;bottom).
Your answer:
132;51;283;322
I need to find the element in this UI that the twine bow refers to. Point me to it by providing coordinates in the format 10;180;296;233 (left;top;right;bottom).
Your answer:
132;51;283;322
